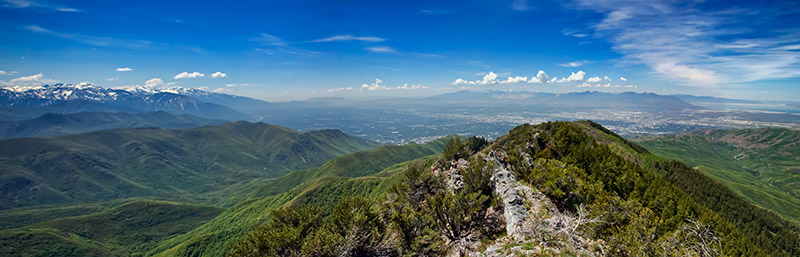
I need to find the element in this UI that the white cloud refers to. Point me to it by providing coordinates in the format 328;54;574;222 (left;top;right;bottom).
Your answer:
144;78;165;88
327;87;353;92
587;76;602;83
224;84;236;88
210;71;227;79
115;67;132;72
309;35;385;43
361;78;390;91
452;71;500;85
559;60;588;67
359;78;428;91
653;62;717;84
480;72;499;84
452;78;470;85
556;70;585;82
0;70;6;75
503;76;528;84
620;77;627;81
528;70;550;83
1;73;58;86
395;83;428;90
107;77;119;81
603;76;611;81
174;71;204;79
590;83;637;88
454;70;591;85
366;46;397;53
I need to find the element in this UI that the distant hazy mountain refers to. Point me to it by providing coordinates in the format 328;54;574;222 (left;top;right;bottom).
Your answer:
0;121;381;209
0;83;258;120
0;111;225;139
426;90;699;111
153;86;272;112
670;94;755;104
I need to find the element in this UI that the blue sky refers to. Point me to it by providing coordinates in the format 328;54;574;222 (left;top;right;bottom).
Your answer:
0;0;798;101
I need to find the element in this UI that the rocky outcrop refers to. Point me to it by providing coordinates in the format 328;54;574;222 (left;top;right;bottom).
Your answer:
487;150;535;241
470;150;606;257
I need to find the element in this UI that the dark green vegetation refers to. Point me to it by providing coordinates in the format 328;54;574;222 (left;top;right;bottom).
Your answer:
635;128;800;221
0;121;379;209
150;137;450;257
3;120;799;256
0;121;388;256
0;111;225;139
231;121;800;256
0;200;223;257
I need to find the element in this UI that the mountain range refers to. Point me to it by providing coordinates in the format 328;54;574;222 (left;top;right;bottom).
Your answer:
0;83;263;121
0;111;224;139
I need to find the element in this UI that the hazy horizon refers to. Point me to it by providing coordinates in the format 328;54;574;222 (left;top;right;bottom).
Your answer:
1;0;799;102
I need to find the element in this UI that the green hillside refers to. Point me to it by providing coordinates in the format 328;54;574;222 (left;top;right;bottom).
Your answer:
0;121;380;209
229;121;800;256
150;138;450;257
0;111;225;139
635;128;800;221
0;200;223;257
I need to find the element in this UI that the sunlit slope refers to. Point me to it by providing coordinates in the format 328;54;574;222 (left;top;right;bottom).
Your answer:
152;138;449;257
0;200;223;257
635;128;800;221
0;121;380;209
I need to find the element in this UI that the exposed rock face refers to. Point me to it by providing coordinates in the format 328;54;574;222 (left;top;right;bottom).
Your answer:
470;150;606;257
487;150;534;241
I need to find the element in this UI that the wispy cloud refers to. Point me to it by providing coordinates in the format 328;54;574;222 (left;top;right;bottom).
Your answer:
308;35;385;43
115;67;132;72
559;60;588;67
145;78;165;88
366;46;397;54
252;33;320;57
25;25;158;50
572;0;800;86
326;87;353;92
418;9;455;15
2;0;79;12
1;73;59;87
562;29;589;38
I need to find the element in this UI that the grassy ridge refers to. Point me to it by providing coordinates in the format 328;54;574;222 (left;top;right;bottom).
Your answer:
150;138;449;257
0;121;380;209
634;128;800;221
